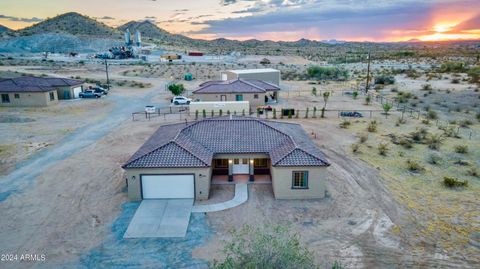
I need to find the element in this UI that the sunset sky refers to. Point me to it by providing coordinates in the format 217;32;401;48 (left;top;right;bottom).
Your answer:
0;0;479;42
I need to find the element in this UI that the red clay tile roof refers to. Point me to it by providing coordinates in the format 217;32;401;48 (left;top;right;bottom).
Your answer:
123;116;329;169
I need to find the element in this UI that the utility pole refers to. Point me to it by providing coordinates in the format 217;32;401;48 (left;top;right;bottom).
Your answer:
104;59;110;90
365;52;371;93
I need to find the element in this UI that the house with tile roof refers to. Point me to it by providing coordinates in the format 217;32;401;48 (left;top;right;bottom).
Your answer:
123;116;330;200
192;78;280;109
0;76;84;107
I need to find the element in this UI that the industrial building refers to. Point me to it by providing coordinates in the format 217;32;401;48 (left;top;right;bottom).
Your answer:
221;68;281;86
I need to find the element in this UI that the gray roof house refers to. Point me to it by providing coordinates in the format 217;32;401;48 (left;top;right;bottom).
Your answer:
192;79;280;108
0;76;84;106
123;116;330;200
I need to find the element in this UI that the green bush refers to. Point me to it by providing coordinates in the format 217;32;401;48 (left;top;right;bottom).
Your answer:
307;66;349;80
359;134;368;143
427;110;438;120
426;134;443;150
382;103;393;114
212;225;317;269
466;168;479;177
351;143;360;153
168;83;185;96
443;176;468;188
374;75;395;85
454;145;468;154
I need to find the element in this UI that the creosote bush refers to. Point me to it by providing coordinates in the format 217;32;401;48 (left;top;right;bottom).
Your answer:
454;145;468;154
351;143;360;153
427;153;442;165
426;133;443;150
406;159;424;173
367;120;378;132
443;176;468;188
378;142;389;156
339;120;351;129
359;134;368;143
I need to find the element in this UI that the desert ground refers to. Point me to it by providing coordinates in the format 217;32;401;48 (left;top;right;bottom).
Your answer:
0;59;479;269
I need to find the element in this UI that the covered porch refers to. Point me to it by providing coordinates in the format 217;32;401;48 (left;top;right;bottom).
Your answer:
211;155;272;185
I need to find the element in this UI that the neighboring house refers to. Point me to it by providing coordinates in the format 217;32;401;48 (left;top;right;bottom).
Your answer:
122;116;330;201
192;78;280;108
221;68;281;86
0;76;84;107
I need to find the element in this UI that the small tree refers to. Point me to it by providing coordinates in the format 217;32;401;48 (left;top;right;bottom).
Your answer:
365;95;371;105
168;83;185;96
202;109;206;118
242;109;245;116
383;103;393;115
295;110;299;118
313;107;317;118
273;108;277;119
288;109;292;119
322;91;330;118
305;107;309;118
311;87;317;96
352;91;358;99
219;109;223;116
212;225;316;269
195;110;199;120
211;110;214;117
227;110;231;115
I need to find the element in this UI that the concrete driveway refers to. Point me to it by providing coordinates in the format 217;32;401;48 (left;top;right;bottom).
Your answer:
124;199;194;238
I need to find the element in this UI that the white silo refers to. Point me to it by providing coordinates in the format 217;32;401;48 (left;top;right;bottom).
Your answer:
124;29;132;46
134;30;142;47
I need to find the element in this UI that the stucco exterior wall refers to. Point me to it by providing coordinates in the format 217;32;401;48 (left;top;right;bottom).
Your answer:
0;91;58;107
193;92;266;109
125;167;212;201
270;166;327;199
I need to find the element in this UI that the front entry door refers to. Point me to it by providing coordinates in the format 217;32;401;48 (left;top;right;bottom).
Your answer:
220;95;227;101
232;158;249;174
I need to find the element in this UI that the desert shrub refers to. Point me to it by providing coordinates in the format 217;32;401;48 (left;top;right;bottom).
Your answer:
454;145;468;154
367;120;378;132
421;84;433;91
352;91;358;99
351;143;360;153
451;78;460;84
396;118;406;126
460;119;473;127
378;142;389;156
307;66;349;80
409;128;429;143
443;176;468;188
339;119;351;128
399;138;414;149
359;134;368;143
439;61;466;73
427;153;442;165
440;126;457;138
427;110;438;120
195;110;199;120
375;75;395;85
466;168;479;177
406;159;424;172
454;159;471;166
422;119;430;125
212;225;316;269
426;133;443;150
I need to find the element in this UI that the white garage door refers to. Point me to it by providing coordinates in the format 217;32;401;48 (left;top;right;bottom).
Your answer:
141;175;194;199
73;87;82;98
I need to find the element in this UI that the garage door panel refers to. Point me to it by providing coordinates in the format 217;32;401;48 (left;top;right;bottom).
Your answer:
141;175;194;199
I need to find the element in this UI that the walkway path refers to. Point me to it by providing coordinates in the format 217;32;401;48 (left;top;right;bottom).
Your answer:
192;183;248;213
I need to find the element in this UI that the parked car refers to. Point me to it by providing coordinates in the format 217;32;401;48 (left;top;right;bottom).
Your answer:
145;105;156;113
93;86;108;95
79;90;102;98
340;111;363;118
171;96;192;105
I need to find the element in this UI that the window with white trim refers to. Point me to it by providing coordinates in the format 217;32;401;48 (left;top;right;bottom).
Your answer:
292;171;308;189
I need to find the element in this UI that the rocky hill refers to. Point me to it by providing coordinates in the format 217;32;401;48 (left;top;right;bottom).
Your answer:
0;24;11;33
117;20;194;46
17;12;118;37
